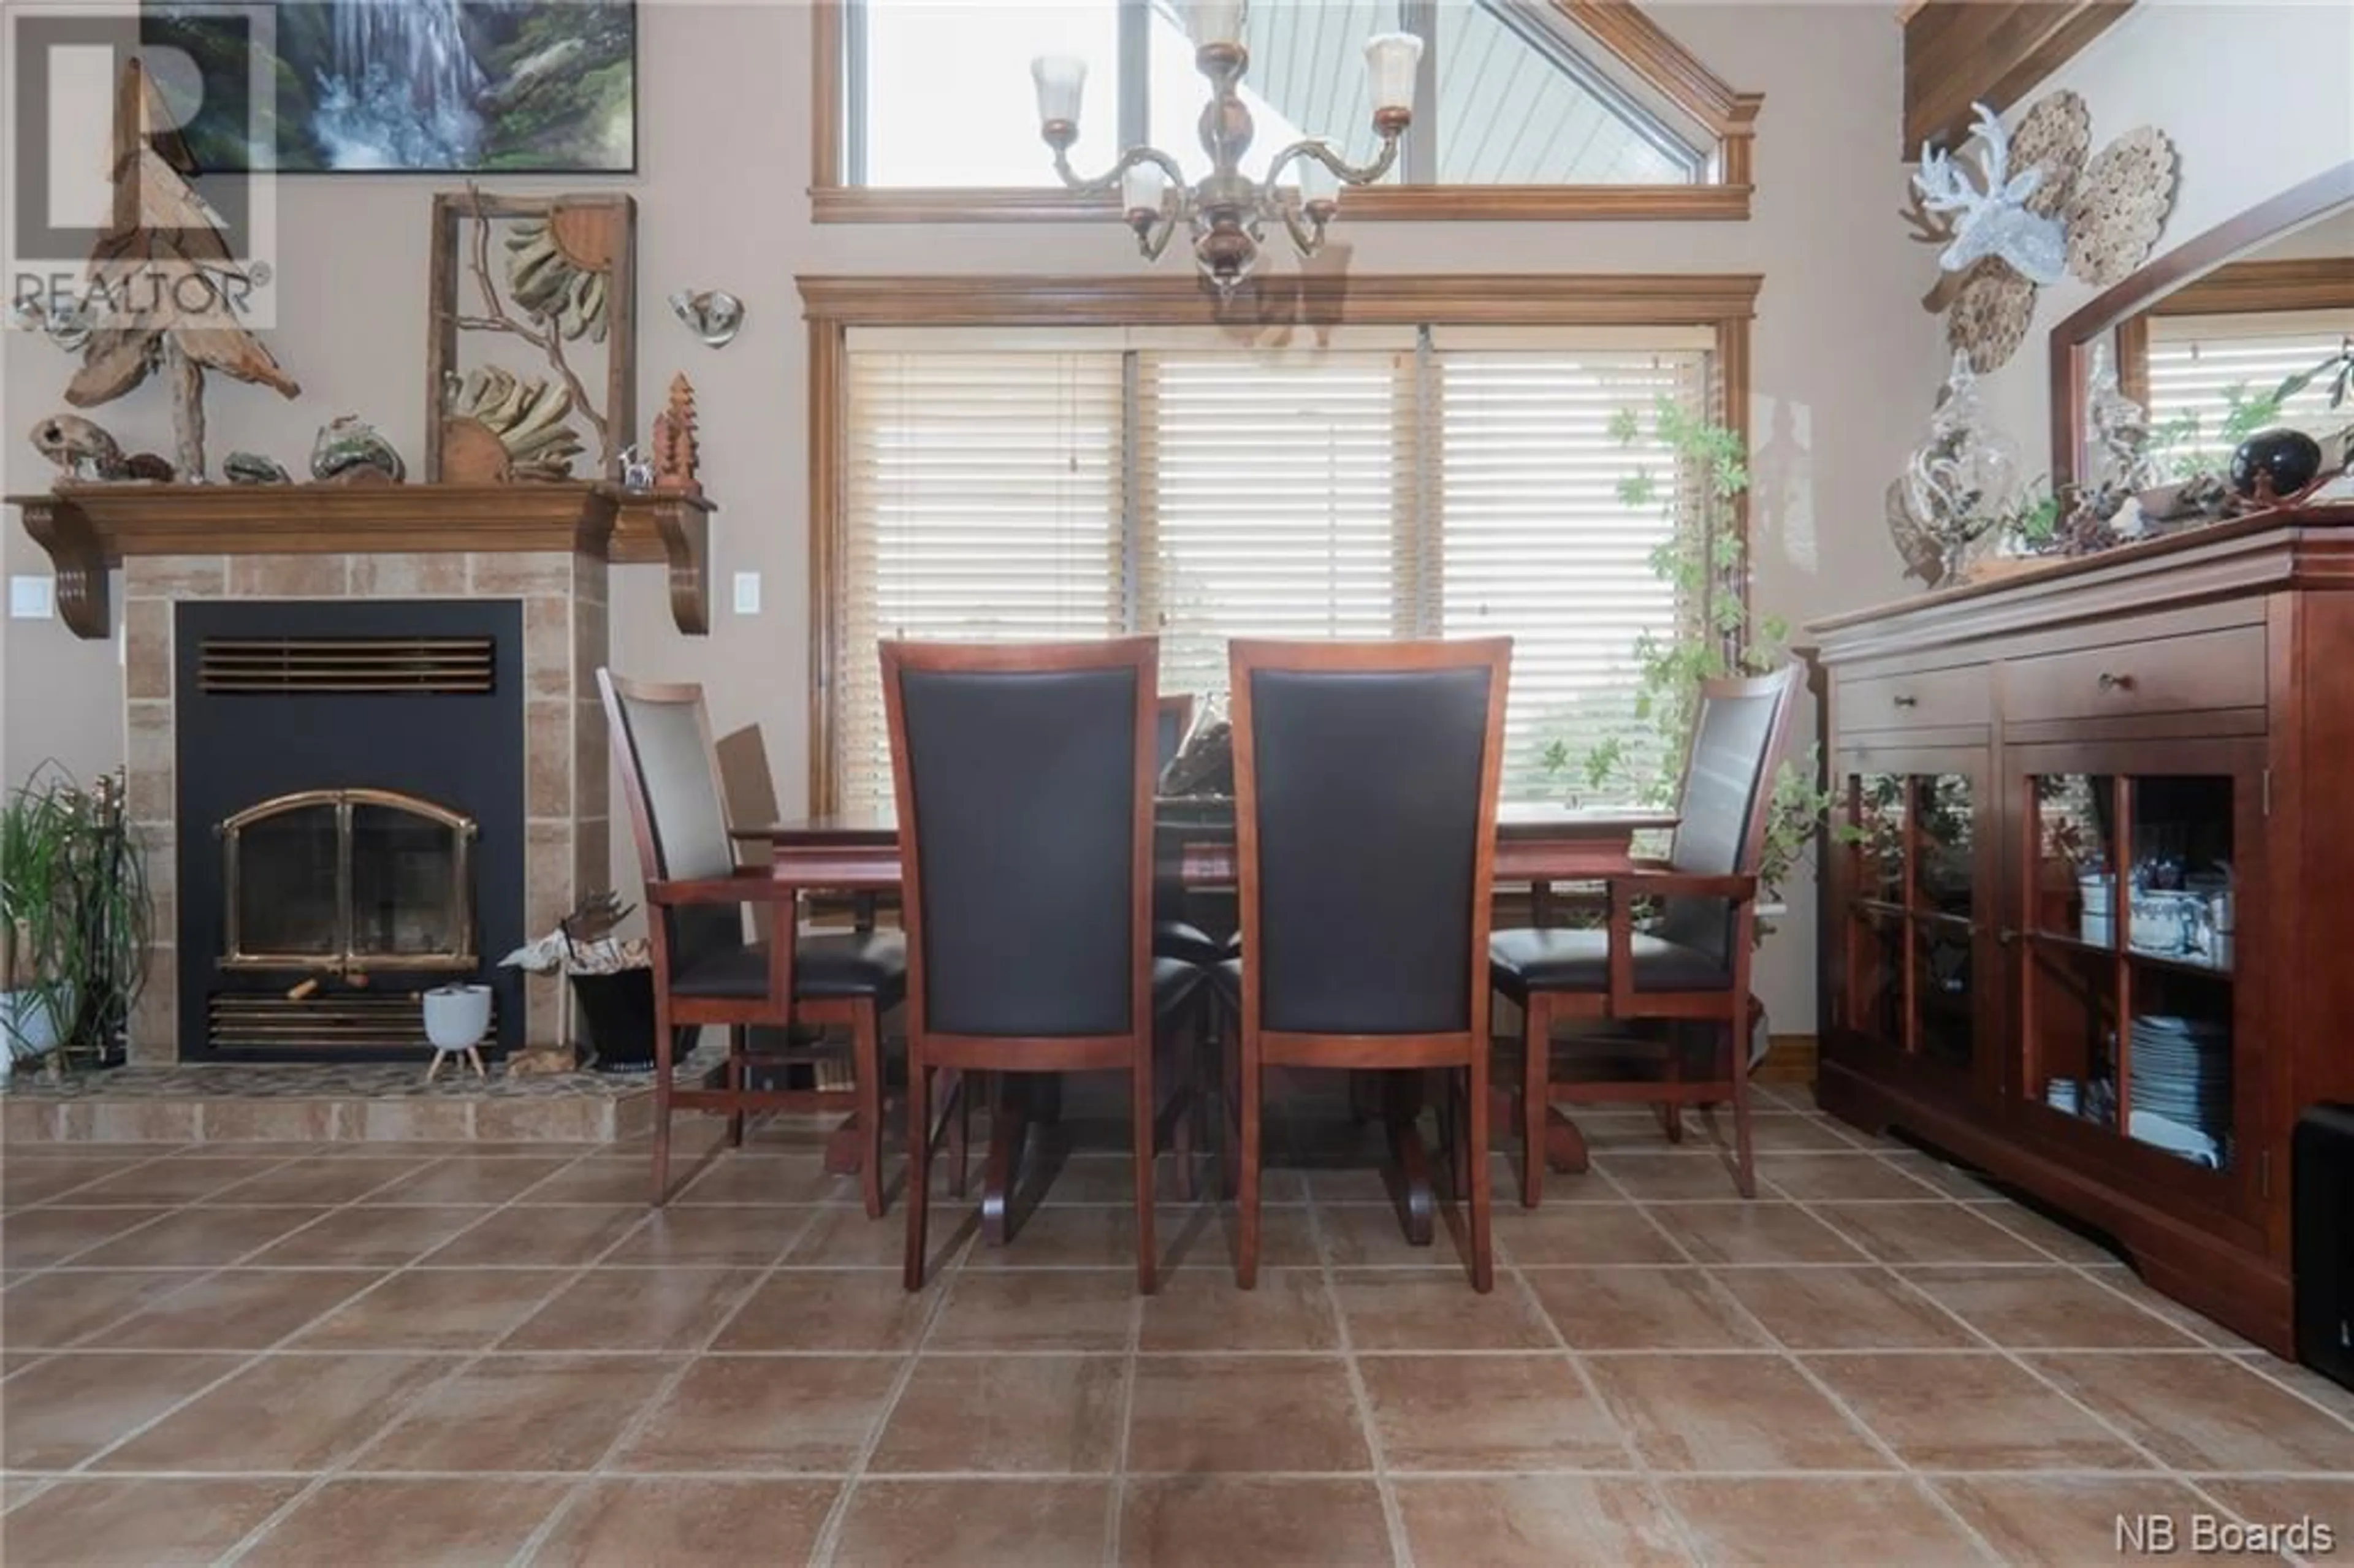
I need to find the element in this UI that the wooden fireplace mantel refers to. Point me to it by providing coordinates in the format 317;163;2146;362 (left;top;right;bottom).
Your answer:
8;481;713;638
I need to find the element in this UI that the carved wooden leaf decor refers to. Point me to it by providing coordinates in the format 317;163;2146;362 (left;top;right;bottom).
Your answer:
2066;126;2179;287
1946;257;2036;372
2010;90;2091;219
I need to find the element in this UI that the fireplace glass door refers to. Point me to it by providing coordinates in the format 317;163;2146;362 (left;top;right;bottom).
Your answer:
220;789;478;970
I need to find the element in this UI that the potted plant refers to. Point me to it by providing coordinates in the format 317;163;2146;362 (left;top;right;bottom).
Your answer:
1;767;150;1076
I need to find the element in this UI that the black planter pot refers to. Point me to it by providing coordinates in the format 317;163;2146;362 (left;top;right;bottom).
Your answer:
2230;427;2325;501
569;969;658;1073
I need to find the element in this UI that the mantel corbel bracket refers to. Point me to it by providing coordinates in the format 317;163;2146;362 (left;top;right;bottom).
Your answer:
607;488;713;636
18;495;112;639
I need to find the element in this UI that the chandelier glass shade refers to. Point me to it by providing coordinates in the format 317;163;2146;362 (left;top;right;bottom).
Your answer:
1030;1;1421;295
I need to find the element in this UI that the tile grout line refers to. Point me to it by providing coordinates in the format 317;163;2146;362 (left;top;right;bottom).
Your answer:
1102;1265;1148;1567
203;1141;648;1565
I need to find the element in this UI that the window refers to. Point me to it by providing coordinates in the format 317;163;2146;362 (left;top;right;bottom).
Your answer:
828;322;1715;815
2145;311;2354;478
818;0;1758;219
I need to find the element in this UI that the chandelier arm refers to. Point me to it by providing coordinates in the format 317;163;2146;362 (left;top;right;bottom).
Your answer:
1261;131;1402;192
1264;191;1326;258
1052;142;1190;199
1137;194;1184;262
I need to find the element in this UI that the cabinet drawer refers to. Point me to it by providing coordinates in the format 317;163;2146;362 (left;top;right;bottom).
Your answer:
2003;625;2266;725
1840;664;1990;733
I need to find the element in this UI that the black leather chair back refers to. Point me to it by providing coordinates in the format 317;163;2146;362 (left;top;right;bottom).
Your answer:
1235;642;1508;1036
603;676;742;980
1656;665;1801;969
886;642;1153;1038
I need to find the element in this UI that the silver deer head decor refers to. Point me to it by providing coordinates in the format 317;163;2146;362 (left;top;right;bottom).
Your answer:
1912;102;2068;285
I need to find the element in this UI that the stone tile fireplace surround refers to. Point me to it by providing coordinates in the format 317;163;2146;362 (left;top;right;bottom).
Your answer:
123;548;610;1064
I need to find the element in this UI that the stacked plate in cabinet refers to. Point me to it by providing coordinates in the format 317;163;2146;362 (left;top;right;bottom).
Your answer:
2126;1014;2230;1168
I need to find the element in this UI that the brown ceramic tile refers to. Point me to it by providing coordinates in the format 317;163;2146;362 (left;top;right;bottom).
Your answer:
871;1354;1126;1474
528;1478;840;1567
1934;1475;2214;1567
1807;1352;2145;1469
1;1352;245;1469
1330;1269;1557;1351
237;1477;569;1568
350;552;469;597
1139;1267;1339;1352
1359;1352;1623;1471
421;1203;644;1267
2027;1352;2354;1472
64;1156;292;1206
246;1206;494;1268
1743;1115;1874;1154
1035;1154;1206;1205
94;1352;455;1472
351;1100;478;1142
102;1269;384;1351
229;554;349;598
716;1270;942;1352
500;1266;760;1353
1661;1477;1990;1567
1643;1203;1872;1265
2;1158;148;1206
1583;1354;1894;1472
291;1268;578;1350
0;1270;199;1348
477;1092;610;1144
676;1154;856;1205
1807;1203;2047;1265
0;1477;307;1567
2196;1480;2354;1555
124;554;226;598
1707;1268;1980;1351
1491;1204;1693;1266
191;1100;344;1142
1756;1154;1945;1201
1;1208;176;1269
357;1155;578;1205
1900;1265;2202;1349
786;1206;954;1269
1120;1477;1389;1568
1963;1201;2121;1265
606;1205;810;1267
1126;1354;1368;1474
356;1353;676;1474
614;1353;898;1473
2078;1266;2258;1350
962;1205;1147;1271
1603;1154;1758;1201
1525;1268;1769;1351
1484;1151;1621;1203
926;1271;1133;1353
70;1205;336;1267
519;1157;653;1205
1316;1203;1463;1268
527;699;574;813
1395;1476;1687;1568
1874;1149;2000;1198
215;1157;427;1205
2234;1352;2354;1426
1156;1203;1318;1271
835;1479;1110;1567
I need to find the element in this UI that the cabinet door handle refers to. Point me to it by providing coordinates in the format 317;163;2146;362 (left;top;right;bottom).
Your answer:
1997;928;2017;946
1892;694;1918;708
2097;671;2135;692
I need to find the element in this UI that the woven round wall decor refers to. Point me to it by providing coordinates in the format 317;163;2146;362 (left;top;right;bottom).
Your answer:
2066;126;2180;286
1946;259;2036;373
2010;90;2092;219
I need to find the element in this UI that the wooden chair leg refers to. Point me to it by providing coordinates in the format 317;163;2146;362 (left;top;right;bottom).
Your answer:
903;1054;932;1290
1236;1033;1262;1290
1727;1018;1758;1200
651;1012;677;1208
726;1026;748;1149
1520;997;1545;1209
1132;1051;1158;1295
853;1002;885;1220
1468;1051;1493;1293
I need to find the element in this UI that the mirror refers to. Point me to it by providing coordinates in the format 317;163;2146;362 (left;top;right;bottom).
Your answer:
2049;161;2354;506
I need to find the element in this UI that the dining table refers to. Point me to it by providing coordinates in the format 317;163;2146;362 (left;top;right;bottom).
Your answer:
732;799;1674;1248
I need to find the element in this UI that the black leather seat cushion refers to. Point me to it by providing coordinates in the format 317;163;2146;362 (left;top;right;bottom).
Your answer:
671;929;908;1004
1152;920;1226;967
1489;927;1730;997
1154;956;1208;1019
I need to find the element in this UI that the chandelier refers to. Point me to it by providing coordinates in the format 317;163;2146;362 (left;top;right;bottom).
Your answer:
1029;1;1422;296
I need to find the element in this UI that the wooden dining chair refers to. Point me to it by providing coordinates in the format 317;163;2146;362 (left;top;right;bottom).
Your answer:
883;637;1203;1292
1221;637;1512;1292
1490;662;1801;1204
600;671;907;1211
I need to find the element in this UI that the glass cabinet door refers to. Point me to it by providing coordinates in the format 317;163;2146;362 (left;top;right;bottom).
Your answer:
2016;749;2255;1184
1835;753;1986;1081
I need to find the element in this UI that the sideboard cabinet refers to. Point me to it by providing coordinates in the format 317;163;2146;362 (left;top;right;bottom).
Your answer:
1805;507;2354;1355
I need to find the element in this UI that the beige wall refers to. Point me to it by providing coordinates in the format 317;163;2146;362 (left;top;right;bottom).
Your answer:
3;1;1949;1031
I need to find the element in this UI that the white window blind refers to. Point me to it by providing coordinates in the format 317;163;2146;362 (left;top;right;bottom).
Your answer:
2147;310;2354;474
833;326;1713;815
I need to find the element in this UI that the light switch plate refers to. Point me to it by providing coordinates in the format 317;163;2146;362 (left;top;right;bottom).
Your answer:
733;571;761;615
9;575;54;620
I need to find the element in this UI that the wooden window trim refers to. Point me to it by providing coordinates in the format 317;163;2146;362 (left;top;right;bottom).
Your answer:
809;0;1760;226
797;272;1759;813
2111;257;2354;427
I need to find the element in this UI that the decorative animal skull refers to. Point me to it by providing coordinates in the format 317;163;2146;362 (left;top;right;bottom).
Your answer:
1912;102;2068;285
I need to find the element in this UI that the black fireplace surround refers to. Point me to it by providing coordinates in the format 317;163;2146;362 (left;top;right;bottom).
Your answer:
175;599;525;1061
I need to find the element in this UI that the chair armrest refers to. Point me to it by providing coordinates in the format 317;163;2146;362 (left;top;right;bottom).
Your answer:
644;871;797;907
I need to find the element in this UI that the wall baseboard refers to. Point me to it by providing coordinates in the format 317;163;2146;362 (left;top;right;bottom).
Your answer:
1756;1032;1818;1089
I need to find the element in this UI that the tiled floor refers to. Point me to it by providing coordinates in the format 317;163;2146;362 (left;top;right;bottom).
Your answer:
2;1083;2350;1566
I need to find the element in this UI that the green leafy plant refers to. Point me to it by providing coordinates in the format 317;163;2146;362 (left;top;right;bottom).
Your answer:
2150;339;2354;481
1538;394;1840;929
1;766;150;1070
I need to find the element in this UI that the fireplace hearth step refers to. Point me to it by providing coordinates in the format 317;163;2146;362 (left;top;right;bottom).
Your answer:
208;994;498;1054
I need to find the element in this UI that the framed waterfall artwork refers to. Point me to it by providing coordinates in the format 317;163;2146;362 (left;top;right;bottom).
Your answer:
140;0;638;173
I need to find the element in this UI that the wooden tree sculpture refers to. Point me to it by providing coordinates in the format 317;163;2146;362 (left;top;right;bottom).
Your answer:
64;60;299;480
650;373;701;493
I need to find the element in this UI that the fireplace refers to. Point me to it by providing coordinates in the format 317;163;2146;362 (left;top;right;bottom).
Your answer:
176;599;526;1060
